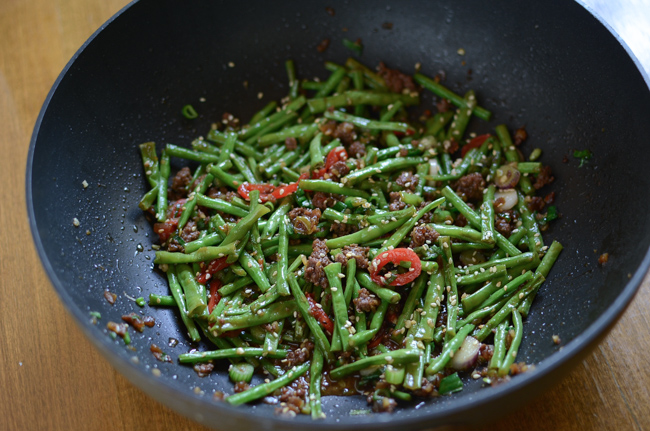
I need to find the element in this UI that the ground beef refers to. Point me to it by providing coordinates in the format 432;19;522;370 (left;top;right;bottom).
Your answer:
436;98;452;113
193;362;214;377
348;141;367;158
305;239;332;287
377;62;417;94
168;220;201;252
527;196;545;212
285;137;298;151
334;244;370;269
319;120;337;136
288;207;321;235
311;192;338;210
410;225;440;248
333;122;357;145
150;344;172;363
233;381;250;393
533;165;554;189
388;192;406;211
513;126;527;146
104;290;117;305
411;377;439;398
509;362;532;376
122;313;145;332
221;112;240;130
284;339;315;368
317;38;330;53
276;378;309;416
370;395;397;413
329;221;358;237
169;167;192;199
544;191;556;205
452;173;486;202
329;160;350;181
353;288;381;313
478;343;494;364
454;213;468;227
417;201;435;224
206;186;238;202
395;171;418;191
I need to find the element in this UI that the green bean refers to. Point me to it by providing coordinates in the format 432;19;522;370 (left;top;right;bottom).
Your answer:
276;215;291;296
309;132;324;169
155;150;170;222
330;349;421;379
424;111;454;137
316;67;347;98
489;322;509;371
239;251;272;293
370;300;389;331
220;204;270;249
385;365;406;385
344;258;357;307
414;269;444;343
461;276;506;312
376;198;445;255
480;184;497;244
218;276;253;297
310;348;325;419
195;194;248;218
249;100;278;125
263;319;284;355
345;58;387;89
154;243;236;264
179;347;287;364
324;262;352;351
342;157;425;186
392;273;427;343
473;273;544;341
439;236;459;341
307;90;418;114
166;267;201;342
356;272;401;304
325;209;414;250
324;110;413;133
425;324;475;376
299;179;371;199
519;240;563;316
139;141;159;188
499;310;524;376
516;190;544;254
288;273;334;362
413;73;491;121
213;300;297;334
262;198;292;239
148;293;175;306
165;143;221;164
495;124;533;195
257;123;318;147
226;362;309;406
456;263;507;286
230;153;258;184
206;129;264;160
176;264;208;318
178;173;214;230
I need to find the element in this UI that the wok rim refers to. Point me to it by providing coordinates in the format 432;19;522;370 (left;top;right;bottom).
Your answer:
25;0;650;428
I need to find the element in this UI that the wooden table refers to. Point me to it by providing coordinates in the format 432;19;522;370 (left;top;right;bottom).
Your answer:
1;1;648;430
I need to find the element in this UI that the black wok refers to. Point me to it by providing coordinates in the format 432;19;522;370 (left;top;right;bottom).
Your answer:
26;0;650;429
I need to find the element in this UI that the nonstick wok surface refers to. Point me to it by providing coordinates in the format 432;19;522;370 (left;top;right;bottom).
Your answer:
27;0;650;429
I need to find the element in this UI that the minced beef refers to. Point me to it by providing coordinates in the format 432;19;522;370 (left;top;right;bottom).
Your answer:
150;344;172;363
370;395;397;413
334;244;370;269
348;141;367;158
377;62;417;94
233;381;250;393
168;220;201;252
410;225;440;248
513;126;527;146
533;165;554;189
527;196;545;212
395;171;418;191
436;98;452;113
319;120;337;136
311;192;338;210
454;213;468;227
329;160;350;181
332;122;357;145
206;186;238;202
284;339;314;368
452;173;486;202
329;221;358;237
304;239;332;287
221;112;240;130
388;192;406;211
411;377;439;398
288;207;321;235
353;288;381;313
417;201;435;224
276;377;309;416
193;362;214;377
170;167;192;199
494;210;518;237
285;137;297;151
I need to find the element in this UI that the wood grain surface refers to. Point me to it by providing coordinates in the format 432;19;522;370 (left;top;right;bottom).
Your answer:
1;1;648;430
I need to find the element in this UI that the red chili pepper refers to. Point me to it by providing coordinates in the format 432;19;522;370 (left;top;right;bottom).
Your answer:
196;256;231;285
368;326;387;349
305;292;334;335
152;218;179;243
461;133;491;158
168;198;188;218
207;280;222;314
370;248;422;286
312;147;347;179
237;173;308;202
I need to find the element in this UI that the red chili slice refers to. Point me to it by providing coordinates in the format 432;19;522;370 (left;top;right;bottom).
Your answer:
152;217;178;243
370;248;422;286
207;280;222;314
305;292;334;335
237;173;308;202
196;256;231;285
461;134;491;158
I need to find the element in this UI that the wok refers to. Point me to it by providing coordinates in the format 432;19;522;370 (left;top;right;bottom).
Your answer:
26;0;650;429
